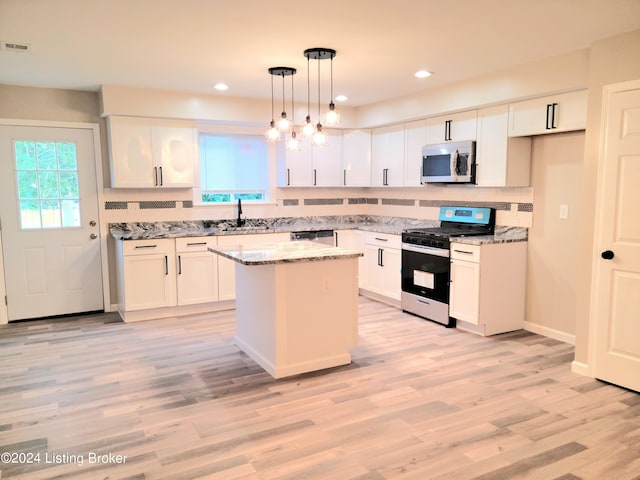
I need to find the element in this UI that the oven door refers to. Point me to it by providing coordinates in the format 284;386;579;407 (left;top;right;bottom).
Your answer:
401;243;450;303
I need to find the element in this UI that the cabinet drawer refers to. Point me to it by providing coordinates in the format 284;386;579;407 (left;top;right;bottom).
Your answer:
122;238;174;256
365;232;401;249
450;243;481;262
176;237;215;252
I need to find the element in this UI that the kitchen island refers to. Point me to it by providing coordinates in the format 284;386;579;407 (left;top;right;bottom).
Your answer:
208;241;363;378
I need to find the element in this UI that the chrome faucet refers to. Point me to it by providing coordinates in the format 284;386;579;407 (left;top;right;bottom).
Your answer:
236;198;244;227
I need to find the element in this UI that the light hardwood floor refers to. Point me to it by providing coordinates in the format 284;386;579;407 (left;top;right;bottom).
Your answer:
0;297;638;480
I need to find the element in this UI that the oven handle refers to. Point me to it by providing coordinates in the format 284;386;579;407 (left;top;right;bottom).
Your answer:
401;243;449;258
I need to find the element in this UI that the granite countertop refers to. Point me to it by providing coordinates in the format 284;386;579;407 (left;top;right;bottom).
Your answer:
110;216;527;245
448;226;528;245
208;241;363;265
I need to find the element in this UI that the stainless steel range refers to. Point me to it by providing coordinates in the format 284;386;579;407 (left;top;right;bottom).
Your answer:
401;206;495;327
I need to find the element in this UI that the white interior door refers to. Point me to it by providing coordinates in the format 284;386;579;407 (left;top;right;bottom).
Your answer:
0;125;103;320
591;80;640;392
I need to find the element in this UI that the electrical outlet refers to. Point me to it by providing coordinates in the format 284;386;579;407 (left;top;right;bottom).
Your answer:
560;204;569;220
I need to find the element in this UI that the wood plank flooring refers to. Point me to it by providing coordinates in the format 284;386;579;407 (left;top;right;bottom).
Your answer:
0;297;638;480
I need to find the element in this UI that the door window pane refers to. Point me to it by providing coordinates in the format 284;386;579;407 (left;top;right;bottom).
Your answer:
14;140;82;229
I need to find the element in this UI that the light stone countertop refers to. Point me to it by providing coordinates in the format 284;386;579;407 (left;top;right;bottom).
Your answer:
208;241;364;265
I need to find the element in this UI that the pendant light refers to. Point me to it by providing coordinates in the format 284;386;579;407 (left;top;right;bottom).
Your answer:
286;70;301;151
266;67;296;142
304;48;336;147
324;53;340;126
301;54;316;138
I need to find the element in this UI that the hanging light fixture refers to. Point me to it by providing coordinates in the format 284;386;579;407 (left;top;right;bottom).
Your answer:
301;54;316;138
286;70;301;151
265;67;296;142
304;48;336;147
324;52;340;126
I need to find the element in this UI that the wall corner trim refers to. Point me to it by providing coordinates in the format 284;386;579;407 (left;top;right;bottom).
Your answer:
522;321;575;345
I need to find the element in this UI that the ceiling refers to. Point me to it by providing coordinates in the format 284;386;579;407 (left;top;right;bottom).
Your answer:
1;0;640;107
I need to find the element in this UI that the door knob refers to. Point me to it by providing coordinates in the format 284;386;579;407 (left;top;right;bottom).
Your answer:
90;233;98;240
89;220;97;227
601;250;614;260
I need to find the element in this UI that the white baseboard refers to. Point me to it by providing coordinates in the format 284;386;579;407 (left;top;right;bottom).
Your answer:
571;360;592;377
522;321;575;345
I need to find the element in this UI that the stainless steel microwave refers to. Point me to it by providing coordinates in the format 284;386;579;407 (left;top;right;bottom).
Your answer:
421;140;476;184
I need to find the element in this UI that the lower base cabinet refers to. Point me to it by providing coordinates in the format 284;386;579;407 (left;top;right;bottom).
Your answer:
361;232;401;302
176;237;218;305
449;241;527;336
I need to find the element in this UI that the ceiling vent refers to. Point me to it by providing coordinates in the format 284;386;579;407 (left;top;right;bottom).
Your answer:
2;42;31;53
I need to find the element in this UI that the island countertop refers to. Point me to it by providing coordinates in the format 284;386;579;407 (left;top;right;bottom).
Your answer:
208;240;364;265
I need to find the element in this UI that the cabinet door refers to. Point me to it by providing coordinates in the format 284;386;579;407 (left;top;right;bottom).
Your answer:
508;90;587;136
476;105;531;187
123;253;176;310
449;259;480;324
371;125;405;186
342;129;371;186
335;230;365;286
404;120;427;186
380;247;401;300
282;140;313;186
363;244;384;292
312;130;342;186
108;117;155;188
177;251;218;305
426;110;477;144
153;126;196;187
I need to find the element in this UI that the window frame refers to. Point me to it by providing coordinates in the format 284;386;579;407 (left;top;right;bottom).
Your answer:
194;124;277;207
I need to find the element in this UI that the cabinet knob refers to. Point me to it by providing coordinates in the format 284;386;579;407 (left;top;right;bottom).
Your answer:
601;250;614;260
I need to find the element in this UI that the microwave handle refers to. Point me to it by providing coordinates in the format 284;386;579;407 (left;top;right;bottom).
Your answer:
451;149;459;179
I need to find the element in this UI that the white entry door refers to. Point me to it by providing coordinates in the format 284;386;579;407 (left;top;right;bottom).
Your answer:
0;125;103;320
591;80;640;392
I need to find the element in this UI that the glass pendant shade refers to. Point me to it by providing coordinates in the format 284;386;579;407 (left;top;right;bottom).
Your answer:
325;101;340;126
277;112;291;132
286;130;301;151
302;116;316;137
265;120;281;141
312;123;327;146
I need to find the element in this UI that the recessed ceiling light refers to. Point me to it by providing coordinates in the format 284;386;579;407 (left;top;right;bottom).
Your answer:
335;95;348;102
415;70;432;79
214;83;229;91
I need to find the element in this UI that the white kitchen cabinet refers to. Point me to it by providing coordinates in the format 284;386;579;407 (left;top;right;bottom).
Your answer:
426;110;477;144
217;232;291;300
508;89;587;137
342;129;371;186
116;239;177;312
278;139;313;187
108;116;197;188
449;241;526;336
335;229;365;284
476;105;532;187
312;129;343;186
175;237;218;305
362;232;401;301
371;125;405;186
404;120;427;186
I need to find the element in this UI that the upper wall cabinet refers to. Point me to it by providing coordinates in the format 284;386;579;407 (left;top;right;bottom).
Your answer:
371;124;405;186
476;105;532;187
404;120;427;187
108;116;197;188
508;90;588;137
277;130;344;187
342;129;372;187
426;110;478;144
